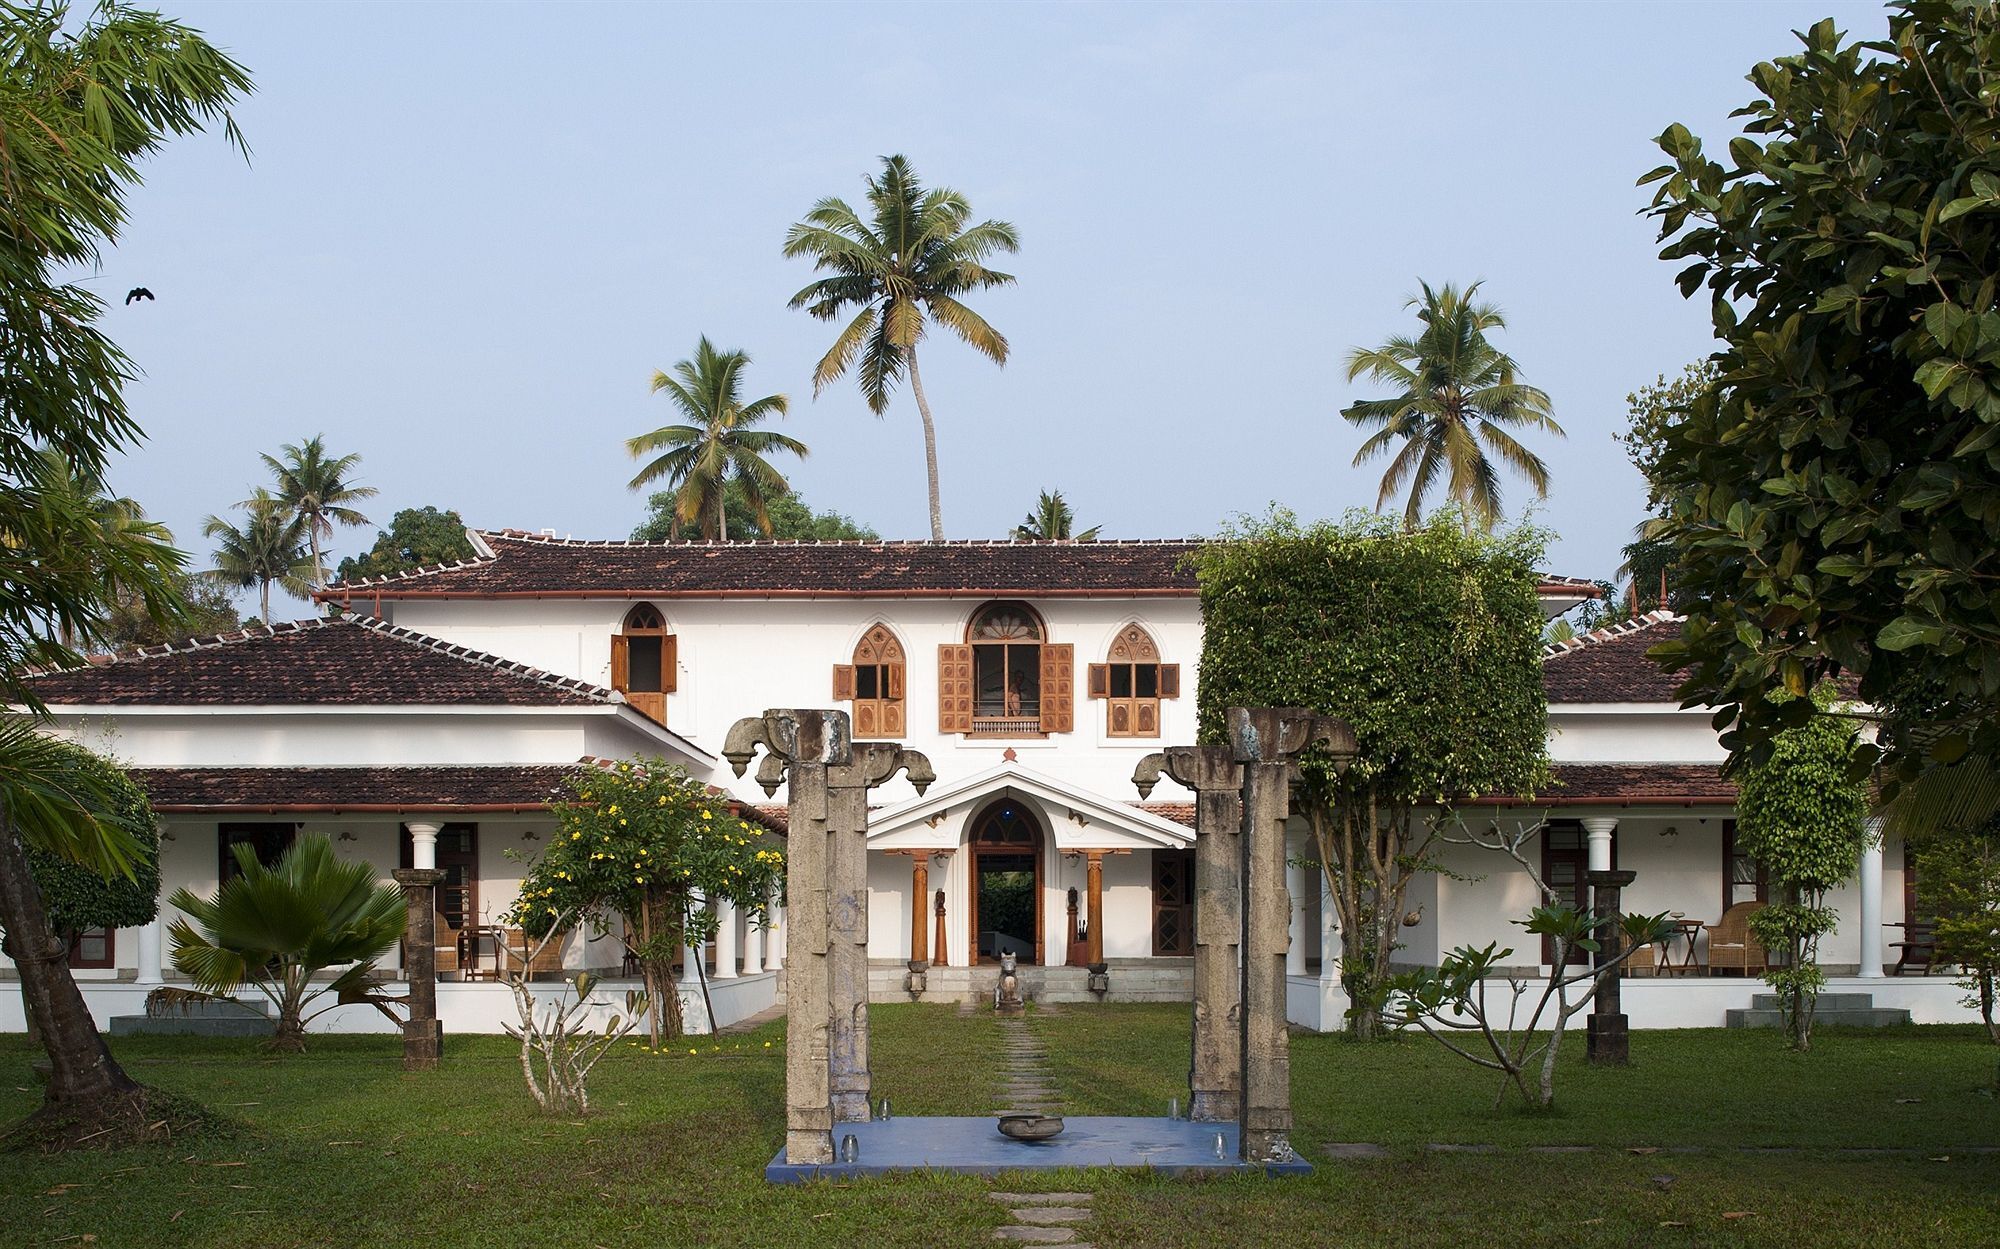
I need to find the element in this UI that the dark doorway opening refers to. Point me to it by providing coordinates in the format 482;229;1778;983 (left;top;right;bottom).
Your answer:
969;800;1043;964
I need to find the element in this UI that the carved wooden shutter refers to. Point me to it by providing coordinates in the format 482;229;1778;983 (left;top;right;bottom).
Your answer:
661;635;679;693
886;663;905;699
1087;663;1110;699
832;664;856;700
1041;643;1074;733
938;644;973;733
610;635;630;692
1158;663;1181;699
882;696;905;736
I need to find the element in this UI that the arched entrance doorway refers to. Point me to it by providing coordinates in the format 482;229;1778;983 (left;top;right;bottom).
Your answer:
969;800;1043;965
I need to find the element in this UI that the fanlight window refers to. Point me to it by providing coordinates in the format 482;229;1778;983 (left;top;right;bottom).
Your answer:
938;602;1073;737
834;624;907;737
1088;623;1180;738
611;602;675;725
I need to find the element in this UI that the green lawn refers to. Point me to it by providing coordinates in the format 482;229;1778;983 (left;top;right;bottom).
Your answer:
0;1004;1995;1248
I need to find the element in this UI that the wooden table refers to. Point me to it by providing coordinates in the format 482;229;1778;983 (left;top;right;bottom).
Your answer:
1660;918;1705;975
455;926;508;981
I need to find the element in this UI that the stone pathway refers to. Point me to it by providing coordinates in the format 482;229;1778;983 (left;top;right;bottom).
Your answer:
989;1191;1096;1245
993;1014;1057;1115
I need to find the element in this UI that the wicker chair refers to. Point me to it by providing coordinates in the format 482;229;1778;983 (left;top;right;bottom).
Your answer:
1704;901;1769;975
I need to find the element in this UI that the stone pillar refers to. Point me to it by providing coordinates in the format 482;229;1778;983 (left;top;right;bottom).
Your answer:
1858;821;1885;978
136;917;163;986
714;899;739;980
1581;817;1617;876
392;868;445;1070
909;855;929;967
1229;706;1354;1165
1285;855;1308;978
1085;853;1106;968
1318;871;1339;987
723;708;932;1167
1586;868;1636;1066
406;821;441;872
1136;745;1242;1123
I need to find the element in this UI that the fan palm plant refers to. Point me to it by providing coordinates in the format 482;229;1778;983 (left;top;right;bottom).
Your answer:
783;155;1020;540
258;435;376;588
167;833;405;1053
204;490;313;624
1014;489;1100;541
627;338;806;541
1341;281;1564;531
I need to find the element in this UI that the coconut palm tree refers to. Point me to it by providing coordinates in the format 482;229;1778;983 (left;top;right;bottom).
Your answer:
1341;281;1564;531
258;436;376;589
204;491;313;624
626;338;807;541
1014;489;1100;541
168;833;405;1053
783;155;1020;541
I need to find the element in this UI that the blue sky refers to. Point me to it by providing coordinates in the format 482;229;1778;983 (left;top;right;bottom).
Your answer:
101;0;1885;606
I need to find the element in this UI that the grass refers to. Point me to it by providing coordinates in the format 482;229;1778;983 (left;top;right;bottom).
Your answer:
0;1004;1994;1247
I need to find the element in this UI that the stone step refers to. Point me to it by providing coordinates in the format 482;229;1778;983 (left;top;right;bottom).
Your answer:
1746;992;1882;1011
109;1013;275;1038
1724;1006;1913;1029
143;996;272;1019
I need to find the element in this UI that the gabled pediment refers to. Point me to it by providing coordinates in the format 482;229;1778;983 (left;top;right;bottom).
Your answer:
867;762;1194;851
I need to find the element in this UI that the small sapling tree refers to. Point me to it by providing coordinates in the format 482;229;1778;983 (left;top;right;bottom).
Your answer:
1735;686;1870;1052
1915;826;2000;1045
500;916;646;1114
507;758;783;1045
1193;509;1552;1037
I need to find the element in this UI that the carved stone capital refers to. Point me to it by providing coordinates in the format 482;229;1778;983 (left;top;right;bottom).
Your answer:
724;709;854;795
1226;706;1357;768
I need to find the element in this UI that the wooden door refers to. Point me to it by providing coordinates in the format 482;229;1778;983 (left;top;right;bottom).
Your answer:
1152;849;1195;955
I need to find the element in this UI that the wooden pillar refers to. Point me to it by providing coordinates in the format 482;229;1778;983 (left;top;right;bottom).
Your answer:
1085;852;1106;968
932;889;948;968
909;855;929;966
392;868;444;1071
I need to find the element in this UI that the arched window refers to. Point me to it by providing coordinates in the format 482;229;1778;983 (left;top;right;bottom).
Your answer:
611;602;675;724
938;602;1073;736
834;624;906;737
1088;623;1180;738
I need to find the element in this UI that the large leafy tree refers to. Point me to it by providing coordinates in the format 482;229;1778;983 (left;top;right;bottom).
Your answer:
1192;510;1552;1037
632;483;877;543
257;435;375;589
1641;5;2000;837
204;489;312;624
103;572;240;648
0;2;249;1147
334;505;477;583
1014;488;1100;541
626;338;805;542
1342;281;1564;532
783;155;1019;541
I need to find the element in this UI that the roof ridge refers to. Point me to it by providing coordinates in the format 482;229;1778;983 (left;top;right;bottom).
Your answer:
1542;609;1681;660
318;551;498;595
476;528;1206;549
342;615;618;702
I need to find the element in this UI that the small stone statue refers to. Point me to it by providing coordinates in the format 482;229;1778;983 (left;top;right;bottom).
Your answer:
994;950;1024;1016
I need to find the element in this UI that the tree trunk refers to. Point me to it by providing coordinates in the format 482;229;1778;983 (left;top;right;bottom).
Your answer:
0;818;141;1109
1980;971;1996;1045
259;578;272;626
308;522;324;591
906;343;945;541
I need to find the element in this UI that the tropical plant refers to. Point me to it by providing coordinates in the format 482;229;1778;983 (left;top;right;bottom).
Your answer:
203;490;313;624
626;338;806;542
257;436;375;589
1341;281;1564;532
0;0;249;1149
501;938;646;1115
506;759;784;1046
784;154;1020;540
1192;509;1552;1037
1914;825;2000;1044
1640;5;2000;845
167;834;405;1053
1014;489;1100;541
333;505;477;583
103;571;240;648
1735;686;1870;1053
633;482;877;543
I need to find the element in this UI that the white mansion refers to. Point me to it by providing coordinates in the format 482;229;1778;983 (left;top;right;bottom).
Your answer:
2;529;1969;1033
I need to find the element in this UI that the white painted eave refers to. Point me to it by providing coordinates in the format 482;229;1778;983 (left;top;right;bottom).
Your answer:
867;762;1193;850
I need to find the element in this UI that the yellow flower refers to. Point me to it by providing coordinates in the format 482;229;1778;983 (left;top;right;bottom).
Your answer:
701;810;712;820
571;832;581;841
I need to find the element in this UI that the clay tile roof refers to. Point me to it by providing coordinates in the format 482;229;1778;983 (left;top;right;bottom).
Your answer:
130;765;575;812
1134;801;1195;828
1545;762;1735;805
26;616;613;707
1541;611;1685;703
322;529;1608;603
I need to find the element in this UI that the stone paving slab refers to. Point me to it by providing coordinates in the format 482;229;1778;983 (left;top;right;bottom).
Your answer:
989;1193;1093;1204
993;1228;1077;1243
1010;1207;1092;1225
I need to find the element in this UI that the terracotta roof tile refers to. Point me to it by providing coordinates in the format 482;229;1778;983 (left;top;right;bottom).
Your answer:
26;617;613;708
132;765;573;811
1541;611;1685;703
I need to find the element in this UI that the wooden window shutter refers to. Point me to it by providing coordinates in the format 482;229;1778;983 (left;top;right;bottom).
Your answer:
661;635;679;693
1159;663;1181;699
1087;663;1110;699
883;699;905;736
610;635;630;692
938;644;974;733
832;664;857;700
886;663;905;700
1041;643;1074;733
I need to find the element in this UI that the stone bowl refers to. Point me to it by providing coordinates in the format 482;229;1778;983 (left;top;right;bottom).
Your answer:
997;1114;1065;1142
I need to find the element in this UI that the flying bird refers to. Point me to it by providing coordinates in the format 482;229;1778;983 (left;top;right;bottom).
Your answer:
125;287;154;305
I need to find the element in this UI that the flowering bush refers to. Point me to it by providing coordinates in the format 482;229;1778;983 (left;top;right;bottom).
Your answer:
506;758;783;1044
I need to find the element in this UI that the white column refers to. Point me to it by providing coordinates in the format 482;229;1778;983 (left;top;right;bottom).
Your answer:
767;892;785;971
136;917;163;985
681;892;705;984
1285;855;1308;977
1858;820;1885;978
405;821;441;871
743;906;765;976
1581;817;1617;875
1319;870;1339;986
714;898;739;979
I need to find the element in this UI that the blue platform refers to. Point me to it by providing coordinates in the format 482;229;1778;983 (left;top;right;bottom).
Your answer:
764;1116;1313;1182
